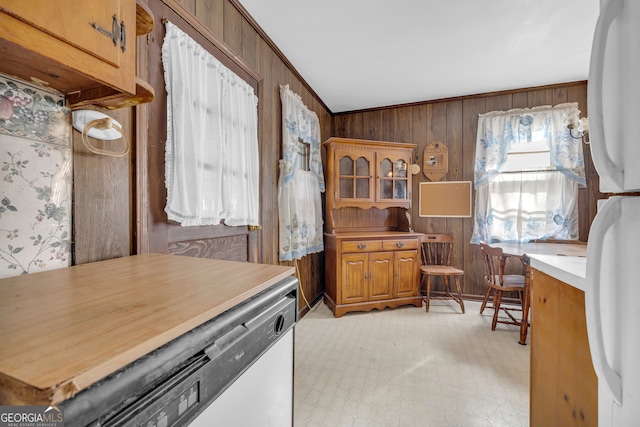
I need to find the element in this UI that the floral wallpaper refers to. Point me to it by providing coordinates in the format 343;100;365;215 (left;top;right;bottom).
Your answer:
0;73;72;278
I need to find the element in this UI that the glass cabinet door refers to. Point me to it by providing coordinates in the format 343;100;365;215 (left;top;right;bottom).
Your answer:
378;157;409;201
338;153;372;200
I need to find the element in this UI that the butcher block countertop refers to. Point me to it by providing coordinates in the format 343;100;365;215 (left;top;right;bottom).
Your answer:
0;253;295;406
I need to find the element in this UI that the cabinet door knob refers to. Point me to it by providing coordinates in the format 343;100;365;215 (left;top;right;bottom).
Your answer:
358;243;366;249
396;242;405;248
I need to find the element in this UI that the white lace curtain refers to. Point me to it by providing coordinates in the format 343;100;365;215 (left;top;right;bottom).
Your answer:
278;85;324;261
162;22;259;227
471;103;585;243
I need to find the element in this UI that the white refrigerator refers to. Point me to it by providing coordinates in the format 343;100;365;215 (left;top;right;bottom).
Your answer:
586;0;640;425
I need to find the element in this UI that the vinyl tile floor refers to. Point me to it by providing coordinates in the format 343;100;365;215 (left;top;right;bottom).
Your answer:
293;299;530;427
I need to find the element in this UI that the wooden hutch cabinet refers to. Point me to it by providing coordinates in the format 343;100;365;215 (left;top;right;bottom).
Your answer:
323;137;424;317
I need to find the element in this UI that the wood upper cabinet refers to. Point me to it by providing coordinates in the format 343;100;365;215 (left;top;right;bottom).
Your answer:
325;138;414;213
335;147;375;207
377;152;410;205
0;0;154;108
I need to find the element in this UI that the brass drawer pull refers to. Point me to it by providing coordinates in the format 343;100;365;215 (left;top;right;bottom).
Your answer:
396;242;405;248
358;243;366;250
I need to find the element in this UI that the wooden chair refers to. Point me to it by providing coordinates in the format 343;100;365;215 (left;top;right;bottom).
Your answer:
420;234;465;313
479;244;527;332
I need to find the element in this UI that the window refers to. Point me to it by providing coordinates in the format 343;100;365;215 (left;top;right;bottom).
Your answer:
295;137;310;172
162;22;259;227
471;104;586;244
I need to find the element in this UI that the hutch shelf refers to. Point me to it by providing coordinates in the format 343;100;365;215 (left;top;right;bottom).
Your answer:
323;137;425;317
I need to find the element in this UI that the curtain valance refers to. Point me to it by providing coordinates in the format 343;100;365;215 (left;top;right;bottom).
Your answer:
474;102;586;188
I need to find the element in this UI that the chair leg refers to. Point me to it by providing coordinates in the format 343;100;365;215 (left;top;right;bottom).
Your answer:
480;287;492;314
491;290;502;331
425;276;431;312
443;276;451;297
454;275;465;313
519;285;531;345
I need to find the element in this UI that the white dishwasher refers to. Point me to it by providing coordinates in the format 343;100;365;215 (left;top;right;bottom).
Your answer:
189;328;293;426
59;276;297;427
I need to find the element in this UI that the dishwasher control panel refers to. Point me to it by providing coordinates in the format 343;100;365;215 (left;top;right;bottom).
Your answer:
103;292;297;427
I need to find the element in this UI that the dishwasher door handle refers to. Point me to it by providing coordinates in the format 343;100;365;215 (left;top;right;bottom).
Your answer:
204;324;250;361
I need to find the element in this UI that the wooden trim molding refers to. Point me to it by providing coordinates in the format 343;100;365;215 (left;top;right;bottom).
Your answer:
334;80;590;116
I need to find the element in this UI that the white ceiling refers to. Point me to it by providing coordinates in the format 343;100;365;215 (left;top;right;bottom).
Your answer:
236;0;600;113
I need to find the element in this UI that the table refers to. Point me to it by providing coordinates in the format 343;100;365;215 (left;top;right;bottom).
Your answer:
487;242;587;344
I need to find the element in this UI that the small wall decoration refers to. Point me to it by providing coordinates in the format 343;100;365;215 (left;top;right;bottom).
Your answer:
422;140;448;181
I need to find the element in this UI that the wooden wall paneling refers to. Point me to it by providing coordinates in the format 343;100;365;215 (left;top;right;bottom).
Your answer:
445;100;463;181
332;114;348;138
410;104;428;234
424;102;447;236
260;61;280;267
485;93;513;115
241;11;259;69
461;97;486;297
552;86;569;105
257;39;275;264
527;88;553;108
367;110;384;141
194;0;223;40
393;106;413;143
350;112;365;140
312;95;330;311
143;2;169;255
380;109;395;142
222;0;242;54
168;235;247;260
289;76;304;104
416;102;446;290
176;0;196;14
512;91;528;109
444;100;465;288
136;15;151;255
567;84;600;241
73;107;133;265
